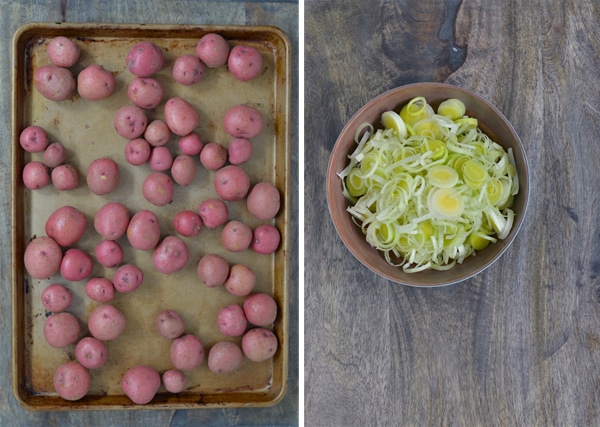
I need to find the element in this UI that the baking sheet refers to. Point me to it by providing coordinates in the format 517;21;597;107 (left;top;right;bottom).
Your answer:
11;22;290;411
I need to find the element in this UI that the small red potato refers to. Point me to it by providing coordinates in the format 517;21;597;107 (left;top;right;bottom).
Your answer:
20;125;49;153
142;171;175;206
125;137;151;166
121;365;161;404
172;54;204;86
171;155;197;186
60;248;93;282
241;327;278;362
88;304;126;341
196;33;230;68
85;277;116;303
243;293;278;326
127;77;163;109
214;165;250;201
173;210;203;237
45;205;86;247
227;138;252;165
197;254;229;288
247;182;281;221
95;240;124;268
152;236;189;274
23;161;51;189
126;41;164;77
223;104;264;139
47;36;80;67
162;369;187;393
41;283;72;312
178;132;203;156
164;97;199;136
224;264;256;297
43;312;80;348
228;45;263;82
156;309;185;340
199;142;227;171
86;158;120;195
251;224;281;255
198;198;228;228
113;264;144;293
94;201;130;241
77;64;115;100
51;164;79;191
170;334;205;371
208;341;244;374
127;209;161;250
221;220;253;252
54;362;90;401
148;146;173;171
24;236;63;279
34;65;76;101
43;142;66;167
217;304;247;337
144;119;171;147
114;104;148;139
75;336;109;369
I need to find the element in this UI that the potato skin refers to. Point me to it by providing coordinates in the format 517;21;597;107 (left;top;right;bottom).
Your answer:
142;172;175;206
178;132;203;156
227;137;252;165
173;210;203;237
197;254;229;288
126;41;164;77
172;54;204;86
217;304;248;337
34;65;76;101
124;137;152;166
95;239;124;268
41;283;72;313
86;158;120;195
198;198;228;229
43;312;80;348
170;334;205;371
75;336;109;369
227;45;263;82
85;277;116;303
43;142;66;167
23;161;51;189
223;104;264;139
88;304;126;341
213;165;250;202
152;236;190;274
60;248;93;282
24;236;63;279
251;225;281;255
243;293;278;326
171;155;197;187
199;142;227;171
221;220;253;252
155;309;185;340
241;327;278;362
112;264;144;293
54;362;90;401
51;164;79;191
47;36;80;67
77;64;115;100
127;77;163;109
127;209;160;250
20;125;49;153
114;105;148;139
121;365;161;404
208;341;244;374
144;119;171;147
246;182;281;221
162;369;187;393
196;33;230;68
45;205;87;247
164;97;199;136
224;264;256;297
94;202;130;241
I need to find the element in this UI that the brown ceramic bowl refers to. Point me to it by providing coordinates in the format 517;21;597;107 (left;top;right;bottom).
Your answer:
326;82;530;287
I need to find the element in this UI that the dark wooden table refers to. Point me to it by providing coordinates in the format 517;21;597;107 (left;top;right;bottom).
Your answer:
0;1;298;426
305;0;600;425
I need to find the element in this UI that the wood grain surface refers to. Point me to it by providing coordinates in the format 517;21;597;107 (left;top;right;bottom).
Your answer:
304;0;600;425
0;1;298;426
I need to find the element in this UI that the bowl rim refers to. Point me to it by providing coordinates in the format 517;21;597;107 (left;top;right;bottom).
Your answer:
326;82;530;287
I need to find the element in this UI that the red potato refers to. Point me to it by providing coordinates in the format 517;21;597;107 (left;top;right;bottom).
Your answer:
45;205;86;247
23;161;51;189
88;304;126;341
148;146;173;171
20;125;49;153
217;304;247;337
43;312;80;348
251;224;281;255
172;54;204;86
114;104;148;139
243;293;278;326
223;104;264;139
224;264;256;297
227;138;252;165
197;254;229;288
94;202;130;241
142;171;175;206
173;210;203;237
41;283;72;312
127;77;163;109
196;33;230;68
86;158;120;195
164;97;199;136
162;369;187;393
112;264;144;293
199;142;227;171
214;165;250;201
171;155;197;186
126;41;164;77
95;240;124;268
156;309;185;340
228;45;263;82
241;327;278;362
208;341;244;374
75;337;109;369
121;365;161;404
170;334;205;371
125;137;152;166
47;36;80;67
77;64;115;100
43;142;66;167
60;248;93;282
85;277;116;303
54;362;90;401
198;198;228;228
51;164;79;190
127;209;160;250
247;182;281;221
34;65;76;101
221;220;253;252
24;236;63;279
178;132;203;156
152;236;189;274
144;119;171;147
